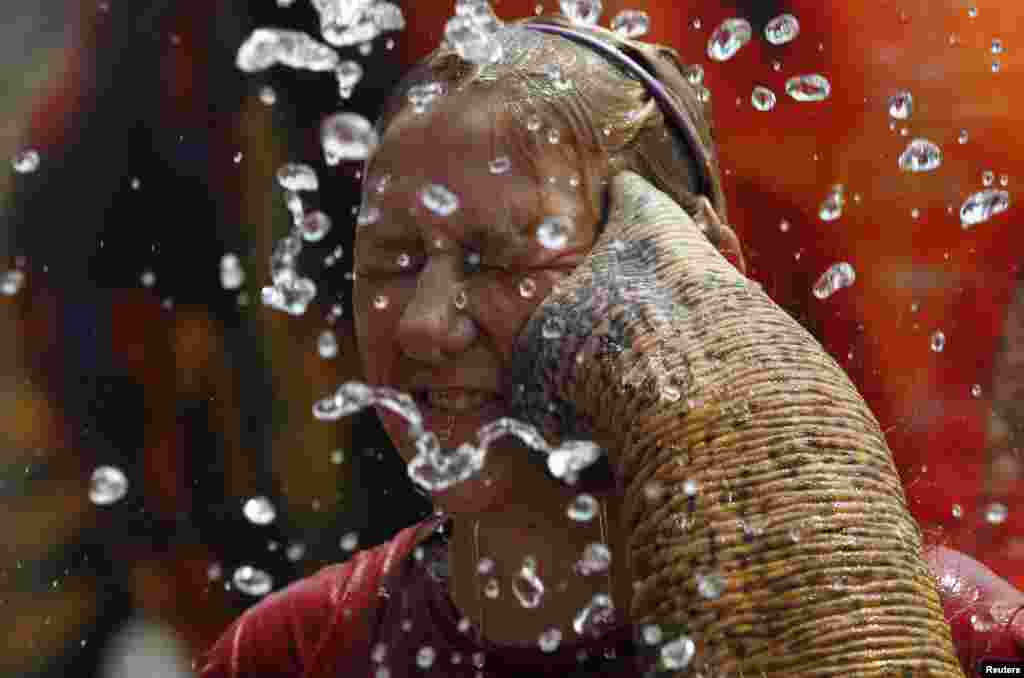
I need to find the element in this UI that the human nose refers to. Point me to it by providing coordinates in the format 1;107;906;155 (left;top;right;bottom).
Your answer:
395;255;476;365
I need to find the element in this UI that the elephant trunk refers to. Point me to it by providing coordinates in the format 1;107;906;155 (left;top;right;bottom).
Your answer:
507;175;964;676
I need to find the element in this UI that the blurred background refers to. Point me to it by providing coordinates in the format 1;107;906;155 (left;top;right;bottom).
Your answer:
1;0;1021;675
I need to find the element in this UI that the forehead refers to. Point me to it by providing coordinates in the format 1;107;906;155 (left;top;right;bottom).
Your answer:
362;97;579;236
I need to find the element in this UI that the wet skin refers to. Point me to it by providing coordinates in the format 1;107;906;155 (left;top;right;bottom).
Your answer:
352;96;642;645
353;95;602;511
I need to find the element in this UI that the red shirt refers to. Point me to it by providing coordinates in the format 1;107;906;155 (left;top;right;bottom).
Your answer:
197;513;1024;678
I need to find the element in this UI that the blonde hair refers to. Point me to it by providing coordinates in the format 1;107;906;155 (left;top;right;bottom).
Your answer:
371;13;727;225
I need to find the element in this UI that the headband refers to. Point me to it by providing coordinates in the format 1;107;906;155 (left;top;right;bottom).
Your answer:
524;20;723;217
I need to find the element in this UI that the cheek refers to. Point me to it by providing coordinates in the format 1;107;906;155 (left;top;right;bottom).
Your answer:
352;280;406;382
474;269;570;359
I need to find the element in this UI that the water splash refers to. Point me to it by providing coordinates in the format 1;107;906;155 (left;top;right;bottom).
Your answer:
236;28;339;73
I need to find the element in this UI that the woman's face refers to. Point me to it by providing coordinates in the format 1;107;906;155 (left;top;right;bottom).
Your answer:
352;96;603;511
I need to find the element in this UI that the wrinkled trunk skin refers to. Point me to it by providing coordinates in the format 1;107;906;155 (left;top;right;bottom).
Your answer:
507;176;964;677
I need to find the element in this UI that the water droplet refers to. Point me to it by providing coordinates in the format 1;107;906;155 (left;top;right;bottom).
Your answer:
236;28;339;73
684;64;704;86
952;504;963;519
886;90;912;119
408;82;443;113
416;646;436;668
567;494;598;521
1;269;26;296
444;14;503;65
930;330;946;352
696;571;726;599
660;635;696;670
476;557;494;575
541;316;564;339
560;0;602;26
421;184;460;216
258;86;277;105
1000;173;1010;187
335;59;363;95
573;593;615;636
812;262;856;299
372;642;388;664
373;294;389;310
968;7;978;18
537;627;562;652
321;112;378;165
243;496;277;525
764;13;800;45
453;289;468;310
960;189;1010;227
818;186;845;221
301;211;332;242
786;74;831;101
512;559;545;608
526;115;542;132
986;502;1008;524
220;253;245;290
518;278;537;299
232;565;273;596
340;530;360;551
575;542;611;575
12;149;40;174
971;384;982;398
484;578;500;599
610;9;650;38
751;86;776;111
357;205;381;226
318;329;339;358
983;170;995;187
488;156;511;174
536;216;574;249
546;128;561;144
139;269;156;288
707;18;752;61
992;39;1004;55
89;466;128;505
898;139;942;172
207;562;223;581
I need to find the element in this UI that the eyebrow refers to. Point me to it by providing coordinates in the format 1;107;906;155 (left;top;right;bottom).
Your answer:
359;189;538;253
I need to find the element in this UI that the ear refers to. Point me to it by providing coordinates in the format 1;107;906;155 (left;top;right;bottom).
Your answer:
697;196;747;276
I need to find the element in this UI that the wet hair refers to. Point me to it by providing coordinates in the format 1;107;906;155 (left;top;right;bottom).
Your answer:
369;13;728;226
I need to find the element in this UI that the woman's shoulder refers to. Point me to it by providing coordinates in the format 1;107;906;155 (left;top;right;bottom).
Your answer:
197;514;448;678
